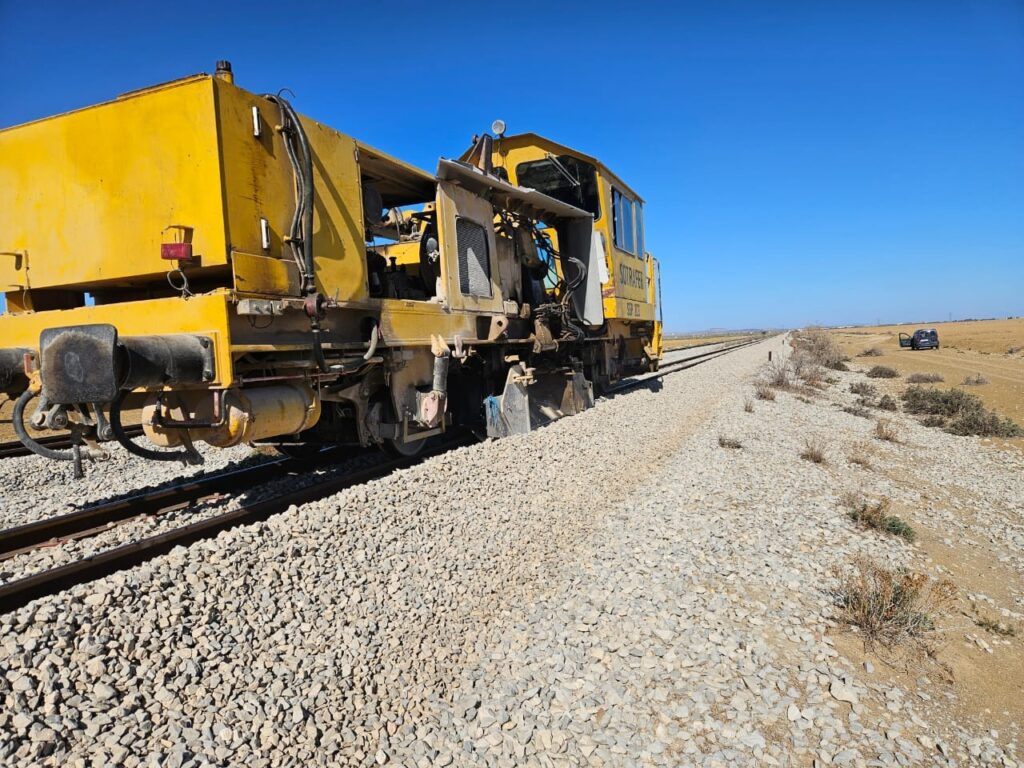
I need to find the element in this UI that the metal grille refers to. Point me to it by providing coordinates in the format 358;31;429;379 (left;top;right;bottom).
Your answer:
456;218;491;297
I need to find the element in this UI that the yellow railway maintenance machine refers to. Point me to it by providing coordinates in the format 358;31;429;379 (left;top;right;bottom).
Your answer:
0;62;662;474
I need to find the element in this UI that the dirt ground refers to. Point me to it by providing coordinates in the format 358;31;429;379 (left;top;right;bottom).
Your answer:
831;318;1024;429
664;332;756;351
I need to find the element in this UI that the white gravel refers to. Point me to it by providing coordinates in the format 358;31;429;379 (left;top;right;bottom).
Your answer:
1;334;1021;767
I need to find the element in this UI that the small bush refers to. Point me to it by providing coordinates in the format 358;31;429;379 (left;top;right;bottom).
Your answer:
764;360;792;389
973;612;1017;637
962;373;988;386
1008;346;1022;355
858;347;884;357
833;556;957;649
902;387;1023;437
843;495;915;541
850;382;876;397
718;435;742;449
793;329;846;369
906;372;944;384
847;443;872;468
828;360;851;372
921;415;945;428
874;418;901;443
844;405;871;419
800;437;827;464
743;398;754;413
867;366;900;379
877;394;898;411
754;382;776;401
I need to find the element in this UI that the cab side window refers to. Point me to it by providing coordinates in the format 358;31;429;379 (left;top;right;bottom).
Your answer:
612;188;638;255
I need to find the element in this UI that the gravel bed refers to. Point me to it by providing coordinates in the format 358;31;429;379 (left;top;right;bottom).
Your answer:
1;335;1019;767
0;449;391;588
0;444;264;529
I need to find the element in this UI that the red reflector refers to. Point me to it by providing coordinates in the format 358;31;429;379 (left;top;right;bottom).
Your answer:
161;242;193;261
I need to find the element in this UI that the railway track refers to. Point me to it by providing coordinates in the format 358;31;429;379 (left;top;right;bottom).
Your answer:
0;335;768;614
0;424;145;459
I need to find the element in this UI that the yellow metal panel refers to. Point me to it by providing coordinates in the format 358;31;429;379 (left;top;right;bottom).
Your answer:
0;291;235;387
379;300;483;345
0;77;228;290
231;250;301;296
214;80;369;303
435;181;504;314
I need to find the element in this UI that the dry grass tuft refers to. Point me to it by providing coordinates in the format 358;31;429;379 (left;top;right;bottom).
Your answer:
858;347;884;357
800;437;827;464
754;382;776;401
842;494;915;541
764;360;793;389
973;611;1017;637
849;381;876;397
962;372;989;386
874;418;902;443
718;435;742;449
833;556;957;650
877;394;898;412
906;372;944;384
847;443;873;468
1008;345;1023;355
867;365;900;379
743;398;754;413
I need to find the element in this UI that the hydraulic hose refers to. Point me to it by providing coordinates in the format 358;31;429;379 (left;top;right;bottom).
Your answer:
12;390;75;461
110;390;203;465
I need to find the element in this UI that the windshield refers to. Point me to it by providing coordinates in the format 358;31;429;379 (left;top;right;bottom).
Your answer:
515;155;601;220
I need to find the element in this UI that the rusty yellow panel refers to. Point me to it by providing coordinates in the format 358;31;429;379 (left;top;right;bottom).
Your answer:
0;291;235;387
214;80;369;303
231;250;301;296
0;76;228;291
379;300;481;345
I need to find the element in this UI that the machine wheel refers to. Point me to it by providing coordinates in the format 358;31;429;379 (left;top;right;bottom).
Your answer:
383;436;428;458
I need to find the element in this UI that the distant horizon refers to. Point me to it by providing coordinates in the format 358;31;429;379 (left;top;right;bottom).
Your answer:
666;312;1022;336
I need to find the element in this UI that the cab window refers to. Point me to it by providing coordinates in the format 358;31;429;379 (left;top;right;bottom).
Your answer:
613;188;637;255
515;155;601;220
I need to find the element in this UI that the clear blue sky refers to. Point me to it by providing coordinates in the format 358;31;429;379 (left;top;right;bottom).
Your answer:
2;1;1021;332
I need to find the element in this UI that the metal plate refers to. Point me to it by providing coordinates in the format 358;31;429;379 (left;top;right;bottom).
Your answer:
39;324;119;404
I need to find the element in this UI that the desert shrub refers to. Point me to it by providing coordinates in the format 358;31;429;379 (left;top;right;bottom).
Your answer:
718;435;742;449
973;612;1017;637
877;394;898;411
847;443;873;468
902;387;1023;437
906;372;944;384
874;418;901;443
793;329;847;369
800;437;827;464
833;556;956;649
844;405;871;419
764;360;792;389
866;366;900;379
858;347;884;357
921;415;945;428
754;382;776;401
1008;346;1022;355
843;495;915;541
962;373;988;386
849;381;876;397
743;398;754;413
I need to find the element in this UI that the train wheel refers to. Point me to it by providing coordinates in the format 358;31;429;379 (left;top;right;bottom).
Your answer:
383;436;428;458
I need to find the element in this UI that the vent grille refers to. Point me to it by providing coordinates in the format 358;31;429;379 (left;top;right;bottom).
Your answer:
456;218;491;297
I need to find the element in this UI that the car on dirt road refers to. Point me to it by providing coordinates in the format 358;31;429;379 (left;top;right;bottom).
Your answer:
899;329;940;350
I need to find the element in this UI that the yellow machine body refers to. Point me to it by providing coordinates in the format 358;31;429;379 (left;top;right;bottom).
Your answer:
0;65;663;465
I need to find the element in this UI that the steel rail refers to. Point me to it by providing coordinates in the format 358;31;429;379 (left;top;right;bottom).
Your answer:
0;337;768;614
0;425;146;460
0;435;473;614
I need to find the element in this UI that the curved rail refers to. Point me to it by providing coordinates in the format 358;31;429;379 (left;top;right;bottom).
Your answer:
0;336;770;614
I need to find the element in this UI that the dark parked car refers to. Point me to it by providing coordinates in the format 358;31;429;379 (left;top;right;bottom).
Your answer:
899;329;940;350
